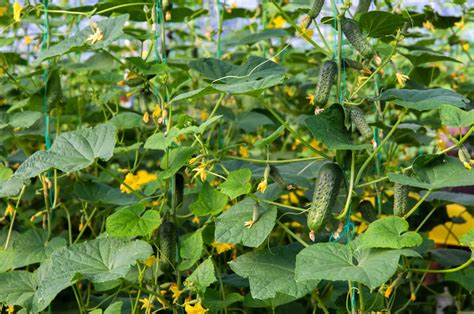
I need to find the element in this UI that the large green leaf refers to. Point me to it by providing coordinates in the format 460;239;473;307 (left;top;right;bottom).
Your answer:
359;216;422;249
0;271;37;310
229;244;319;300
110;112;144;130
40;15;129;61
305;104;371;150
75;180;138;206
225;29;288;46
14;123;117;179
425;191;474;206
388;155;474;189
359;11;406;38
32;237;152;312
179;229;204;271
106;203;161;237
204;289;244;312
439;105;474;127
218;168;252;200
401;50;461;67
184;258;216;294
159;146;197;180
0;111;42;129
375;88;469;111
445;267;474;293
295;241;419;289
215;198;276;247
12;229;67;268
190;182;228;216
0;177;28;198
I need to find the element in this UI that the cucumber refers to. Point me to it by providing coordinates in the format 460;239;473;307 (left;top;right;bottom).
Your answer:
308;0;324;19
358;200;377;223
341;18;375;60
307;162;343;232
269;165;290;190
393;183;409;216
355;0;371;15
342;58;364;71
162;0;172;11
159;221;177;273
314;60;337;107
348;106;372;140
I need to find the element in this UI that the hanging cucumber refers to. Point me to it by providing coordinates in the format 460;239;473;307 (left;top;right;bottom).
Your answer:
393;183;409;216
348;106;372;140
341;18;375;60
355;0;371;15
308;0;325;20
159;220;177;273
342;58;372;74
358;200;377;223
269;165;293;190
314;60;337;107
307;162;343;235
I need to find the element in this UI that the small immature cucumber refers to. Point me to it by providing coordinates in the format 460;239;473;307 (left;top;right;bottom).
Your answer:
341;18;375;60
314;60;338;107
307;162;343;232
308;0;325;19
393;183;409;216
159;221;177;273
269;165;288;189
358;200;377;223
355;0;371;15
349;106;372;140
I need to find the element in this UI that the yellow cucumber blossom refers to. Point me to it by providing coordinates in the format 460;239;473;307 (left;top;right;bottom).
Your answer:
13;0;22;22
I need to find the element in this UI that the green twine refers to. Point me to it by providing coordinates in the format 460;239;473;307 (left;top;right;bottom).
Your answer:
215;0;223;59
373;75;382;215
43;0;50;150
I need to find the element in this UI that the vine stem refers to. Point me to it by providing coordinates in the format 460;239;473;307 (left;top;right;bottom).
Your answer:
336;151;355;219
276;220;308;247
4;186;26;250
261;102;331;160
313;291;329;314
403;189;433;219
225;156;323;164
408;258;473;273
353;109;407;186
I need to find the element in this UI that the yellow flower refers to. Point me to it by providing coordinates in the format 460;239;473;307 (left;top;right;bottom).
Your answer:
461;42;469;52
410;292;416;302
78;222;85;232
86;26;104;44
289;191;298;204
230;1;237;9
395;72;409;87
143;255;157;267
284;85;296;97
290;221;302;228
120;170;157;193
192;163;207;182
422;21;435;32
152;105;162;119
239;146;249;158
169;283;181;304
200;110;209;121
139;297;154;314
192;216;201;225
7;305;14;313
143;111;150;123
306;94;315;105
299;19;314;38
454;17;464;30
462;162;472;170
268;15;286;29
13;0;22;23
24;36;33;45
212;241;236;254
256;178;267;193
4;203;15;216
185;302;208;314
384;285;393;298
0;6;7;16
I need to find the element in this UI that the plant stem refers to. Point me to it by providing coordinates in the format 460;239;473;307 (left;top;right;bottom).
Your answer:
258;198;307;212
336;151;355;219
408;258;473;273
276;220;308;247
313;291;329;314
225;155;324;164
403;189;433;219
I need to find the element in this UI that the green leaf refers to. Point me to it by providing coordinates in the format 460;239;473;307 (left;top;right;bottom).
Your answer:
445;267;474;292
40;15;129;61
12;229;67;268
229;244;319;300
110;112;144;130
159;146;197;180
218;168;252;200
0;249;13;272
215;198;277;247
144;132;174;151
104;301;123;314
5;111;42;129
401;50;461;67
439;105;474;127
203;289;244;312
0;166;13;182
359;216;423;249
425;191;474;206
0;177;28;198
184;258;216;294
0;271;37;310
305;104;371;150
33;238;152;312
190;182;228;216
375;88;469;111
14;123;117;179
75;181;138;206
359;11;406;38
460;229;474;249
388;155;474;189
295;241;420;289
106;203;161;237
179;229;204;271
224;29;288;46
